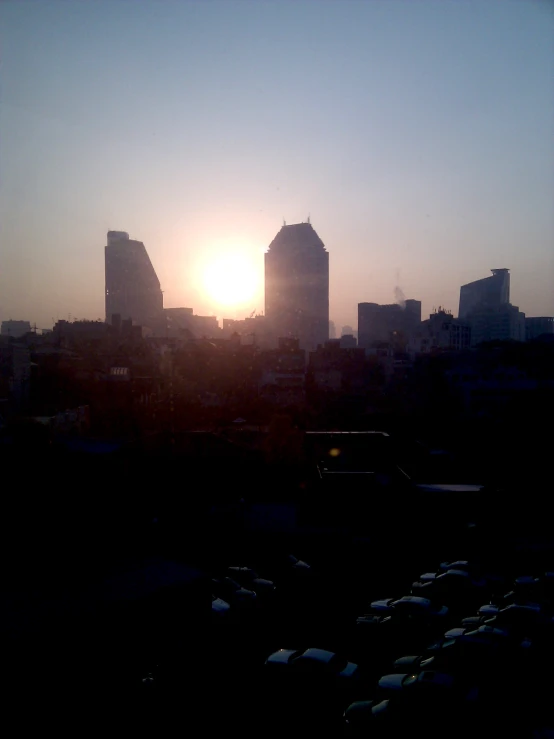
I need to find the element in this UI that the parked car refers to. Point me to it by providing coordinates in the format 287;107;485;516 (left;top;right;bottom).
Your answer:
478;602;502;618
485;603;553;642
356;598;449;659
263;648;360;730
344;693;475;737
265;647;358;680
443;623;535;659
439;560;473;573
376;669;479;720
227;566;276;595
504;575;554;608
444;624;509;641
368;595;448;620
343;698;394;730
212;594;231;620
513;575;540;598
378;669;457;697
393;648;492;678
412;569;487;604
212;577;257;606
286;554;311;572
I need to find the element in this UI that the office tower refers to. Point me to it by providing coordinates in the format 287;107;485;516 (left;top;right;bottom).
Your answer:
265;221;329;352
105;231;163;327
458;268;525;345
459;269;510;319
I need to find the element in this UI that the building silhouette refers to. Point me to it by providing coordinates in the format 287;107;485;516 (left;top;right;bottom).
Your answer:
458;269;526;345
105;231;163;327
1;320;31;338
341;325;357;339
265;222;329;352
459;268;510;319
409;309;471;355
468;304;526;345
358;300;421;350
525;316;554;341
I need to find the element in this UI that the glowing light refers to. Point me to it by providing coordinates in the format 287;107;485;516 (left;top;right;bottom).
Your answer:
329;448;341;457
202;253;259;308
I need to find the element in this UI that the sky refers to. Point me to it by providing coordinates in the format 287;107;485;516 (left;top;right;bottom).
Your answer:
1;0;553;330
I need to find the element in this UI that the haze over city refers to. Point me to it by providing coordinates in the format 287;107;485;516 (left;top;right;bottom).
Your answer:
1;0;553;329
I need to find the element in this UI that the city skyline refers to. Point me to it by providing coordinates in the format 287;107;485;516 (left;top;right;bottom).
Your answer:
1;1;553;329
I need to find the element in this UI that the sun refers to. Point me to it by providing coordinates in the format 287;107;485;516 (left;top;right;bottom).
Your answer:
202;253;259;309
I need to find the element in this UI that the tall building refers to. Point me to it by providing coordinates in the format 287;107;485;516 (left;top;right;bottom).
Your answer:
358;300;421;350
458;269;525;345
105;231;163;327
459;268;510;319
265;222;329;352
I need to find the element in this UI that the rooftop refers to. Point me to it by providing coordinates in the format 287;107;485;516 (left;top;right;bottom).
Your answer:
267;222;326;252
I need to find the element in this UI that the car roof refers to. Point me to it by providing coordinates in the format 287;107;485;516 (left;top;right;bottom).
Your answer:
299;648;336;664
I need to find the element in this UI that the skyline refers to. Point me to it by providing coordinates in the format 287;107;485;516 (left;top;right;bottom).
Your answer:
1;0;553;329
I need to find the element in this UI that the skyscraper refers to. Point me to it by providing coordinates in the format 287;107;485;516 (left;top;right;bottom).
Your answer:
459;269;526;345
459;269;510;319
105;231;163;327
265;222;329;352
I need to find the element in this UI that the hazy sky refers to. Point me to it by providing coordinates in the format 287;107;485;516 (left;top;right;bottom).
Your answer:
1;0;553;330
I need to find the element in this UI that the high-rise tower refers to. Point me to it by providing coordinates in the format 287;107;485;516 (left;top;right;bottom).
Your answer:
459;269;510;319
105;231;163;326
265;222;329;352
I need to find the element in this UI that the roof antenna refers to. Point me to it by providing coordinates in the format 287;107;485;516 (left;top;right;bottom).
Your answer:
283;218;286;226
307;214;311;224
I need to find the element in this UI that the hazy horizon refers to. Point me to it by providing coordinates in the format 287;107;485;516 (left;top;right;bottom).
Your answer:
1;0;553;330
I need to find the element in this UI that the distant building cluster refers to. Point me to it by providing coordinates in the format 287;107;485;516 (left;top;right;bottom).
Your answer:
3;226;552;386
100;227;552;358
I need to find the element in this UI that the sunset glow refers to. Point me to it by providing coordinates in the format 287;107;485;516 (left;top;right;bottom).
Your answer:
202;253;259;309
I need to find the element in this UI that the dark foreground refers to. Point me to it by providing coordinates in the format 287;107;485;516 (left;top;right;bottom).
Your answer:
2;431;553;736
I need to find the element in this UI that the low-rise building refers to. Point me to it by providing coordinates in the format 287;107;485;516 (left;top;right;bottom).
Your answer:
409;309;471;356
525;316;554;341
1;320;31;338
358;299;421;350
259;337;306;405
468;303;525;346
0;337;31;410
222;315;268;345
339;334;357;348
308;340;366;392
